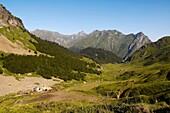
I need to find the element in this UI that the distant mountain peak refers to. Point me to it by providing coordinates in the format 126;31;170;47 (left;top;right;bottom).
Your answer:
31;29;87;47
76;31;86;37
137;32;144;35
135;32;151;43
123;32;151;60
93;30;100;33
135;32;145;37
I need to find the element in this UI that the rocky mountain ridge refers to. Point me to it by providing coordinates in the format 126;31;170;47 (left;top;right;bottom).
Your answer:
31;29;87;47
32;29;151;59
127;36;170;65
70;30;151;59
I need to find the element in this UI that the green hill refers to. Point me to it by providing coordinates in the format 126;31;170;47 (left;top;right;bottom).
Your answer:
80;47;122;64
1;29;101;81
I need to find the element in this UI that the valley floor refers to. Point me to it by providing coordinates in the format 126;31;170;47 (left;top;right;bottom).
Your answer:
0;75;60;96
0;63;170;112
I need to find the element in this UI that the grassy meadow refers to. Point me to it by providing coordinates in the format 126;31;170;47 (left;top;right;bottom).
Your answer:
0;60;169;112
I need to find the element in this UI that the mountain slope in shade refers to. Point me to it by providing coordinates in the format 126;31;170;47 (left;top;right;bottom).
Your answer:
31;29;87;47
80;47;122;64
127;36;170;65
70;30;151;59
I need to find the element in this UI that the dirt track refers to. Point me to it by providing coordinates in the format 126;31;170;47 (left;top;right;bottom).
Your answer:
22;91;101;104
0;75;60;96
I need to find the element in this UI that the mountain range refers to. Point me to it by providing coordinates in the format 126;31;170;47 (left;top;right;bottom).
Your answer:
31;29;87;47
31;29;151;59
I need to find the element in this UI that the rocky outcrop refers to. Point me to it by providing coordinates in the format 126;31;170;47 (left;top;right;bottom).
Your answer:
0;4;24;29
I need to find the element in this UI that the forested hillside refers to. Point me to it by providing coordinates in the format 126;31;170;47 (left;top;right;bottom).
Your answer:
2;33;101;81
80;47;122;64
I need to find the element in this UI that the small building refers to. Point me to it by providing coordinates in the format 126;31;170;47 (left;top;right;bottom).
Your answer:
33;86;42;92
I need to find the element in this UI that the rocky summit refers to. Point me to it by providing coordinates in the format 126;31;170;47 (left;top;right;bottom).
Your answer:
0;4;24;29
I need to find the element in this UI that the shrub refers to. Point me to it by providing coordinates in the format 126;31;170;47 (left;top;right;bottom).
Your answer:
0;67;3;74
166;71;170;80
121;82;170;98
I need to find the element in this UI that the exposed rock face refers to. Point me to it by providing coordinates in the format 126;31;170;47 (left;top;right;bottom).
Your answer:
0;4;24;29
124;32;151;59
127;36;170;65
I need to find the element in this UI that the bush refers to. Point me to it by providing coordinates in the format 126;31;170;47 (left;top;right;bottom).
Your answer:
0;67;3;74
121;82;170;98
117;71;139;80
154;107;170;113
166;71;170;80
121;95;155;104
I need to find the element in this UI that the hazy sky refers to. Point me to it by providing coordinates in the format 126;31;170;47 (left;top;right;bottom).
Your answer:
1;0;170;41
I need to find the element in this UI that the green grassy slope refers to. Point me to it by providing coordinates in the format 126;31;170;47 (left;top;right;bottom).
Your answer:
0;27;37;51
0;25;101;81
0;61;169;112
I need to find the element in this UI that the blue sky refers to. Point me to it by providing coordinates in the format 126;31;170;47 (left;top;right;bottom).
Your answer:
0;0;170;41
